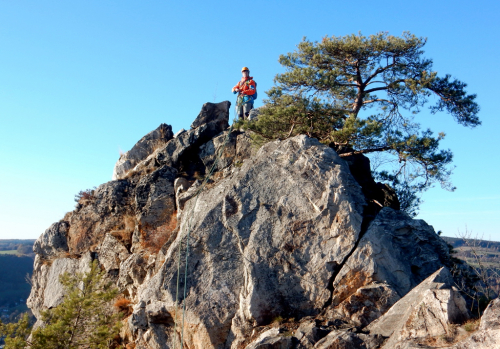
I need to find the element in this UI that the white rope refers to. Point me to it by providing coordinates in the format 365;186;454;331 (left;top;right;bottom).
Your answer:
172;106;237;349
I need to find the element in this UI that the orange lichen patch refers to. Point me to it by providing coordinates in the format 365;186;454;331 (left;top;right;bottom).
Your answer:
338;283;399;327
331;269;372;306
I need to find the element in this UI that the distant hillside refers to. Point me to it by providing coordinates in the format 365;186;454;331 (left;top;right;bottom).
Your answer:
0;239;35;328
442;236;500;250
442;236;500;297
0;239;36;256
0;254;34;308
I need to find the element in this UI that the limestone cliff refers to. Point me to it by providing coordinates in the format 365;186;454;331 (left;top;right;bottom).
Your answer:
28;101;487;349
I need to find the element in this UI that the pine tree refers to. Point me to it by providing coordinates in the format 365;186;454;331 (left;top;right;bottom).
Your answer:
0;313;32;349
0;260;122;349
238;32;480;213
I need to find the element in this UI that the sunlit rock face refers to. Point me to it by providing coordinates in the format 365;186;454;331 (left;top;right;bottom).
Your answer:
29;101;472;349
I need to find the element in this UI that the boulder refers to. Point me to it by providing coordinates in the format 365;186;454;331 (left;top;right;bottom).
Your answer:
33;221;69;257
98;233;130;272
113;123;173;180
293;319;330;348
67;180;133;254
134;165;177;230
326;208;451;325
332;283;400;327
451;298;500;349
247;108;260;121
27;252;93;318
367;267;469;348
245;328;294;349
314;329;384;349
190;101;231;129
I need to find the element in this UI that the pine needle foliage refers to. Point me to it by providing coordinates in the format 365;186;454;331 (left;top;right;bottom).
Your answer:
238;32;480;206
0;260;122;349
0;313;32;349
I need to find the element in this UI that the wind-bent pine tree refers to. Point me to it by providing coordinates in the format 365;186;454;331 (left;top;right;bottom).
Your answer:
238;32;480;214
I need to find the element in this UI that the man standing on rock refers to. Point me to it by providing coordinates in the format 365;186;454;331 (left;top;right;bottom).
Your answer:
232;67;256;120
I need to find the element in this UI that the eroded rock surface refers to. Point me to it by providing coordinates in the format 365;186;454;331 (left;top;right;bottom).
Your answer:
28;101;477;349
113;123;174;180
325;208;451;327
133;135;366;348
368;267;469;348
33;221;69;258
451;298;500;349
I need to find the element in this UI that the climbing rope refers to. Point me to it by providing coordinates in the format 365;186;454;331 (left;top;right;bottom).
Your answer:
172;104;237;349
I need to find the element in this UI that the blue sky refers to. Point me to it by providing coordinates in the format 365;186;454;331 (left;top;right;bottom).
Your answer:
1;0;499;240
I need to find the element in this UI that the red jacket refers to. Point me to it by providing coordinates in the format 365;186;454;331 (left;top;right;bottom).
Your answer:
233;77;256;97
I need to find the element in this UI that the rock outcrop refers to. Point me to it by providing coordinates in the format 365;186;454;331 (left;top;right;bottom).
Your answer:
113;123;174;180
451;298;500;349
28;100;489;349
325;208;452;328
367;267;469;348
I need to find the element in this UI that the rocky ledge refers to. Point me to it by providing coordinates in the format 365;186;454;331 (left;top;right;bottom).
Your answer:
27;101;496;349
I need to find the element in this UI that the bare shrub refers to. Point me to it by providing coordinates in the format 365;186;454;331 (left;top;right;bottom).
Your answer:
452;228;500;317
74;186;97;204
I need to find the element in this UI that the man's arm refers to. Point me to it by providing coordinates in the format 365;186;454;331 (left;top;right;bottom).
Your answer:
232;82;241;93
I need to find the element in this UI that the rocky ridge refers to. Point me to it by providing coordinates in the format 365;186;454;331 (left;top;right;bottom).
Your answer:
28;101;497;348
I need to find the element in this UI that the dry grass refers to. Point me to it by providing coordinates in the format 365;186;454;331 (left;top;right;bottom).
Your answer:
271;316;284;326
141;211;178;253
123;162;156;180
419;319;482;347
41;258;54;266
110;215;136;245
114;297;133;316
463;318;481;332
60;251;79;259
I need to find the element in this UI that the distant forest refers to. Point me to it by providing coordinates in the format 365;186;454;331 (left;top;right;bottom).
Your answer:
0;239;35;252
0;240;35;310
0;254;33;307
